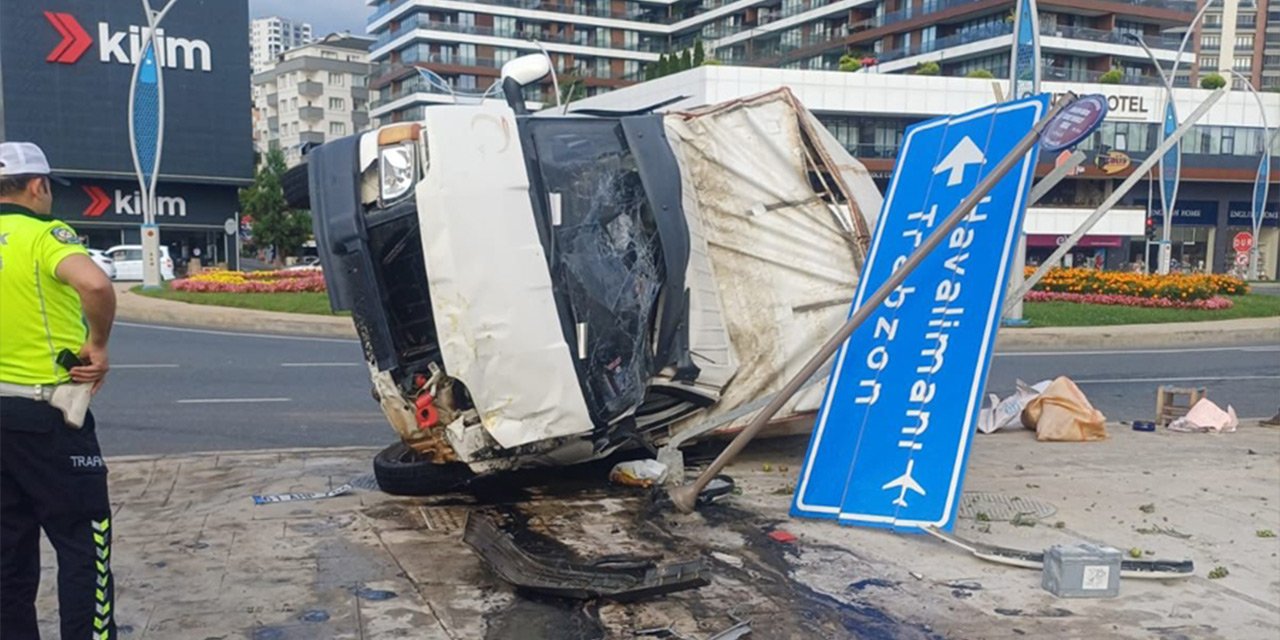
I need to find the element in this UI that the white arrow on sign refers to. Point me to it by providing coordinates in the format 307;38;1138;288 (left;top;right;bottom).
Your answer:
934;136;986;187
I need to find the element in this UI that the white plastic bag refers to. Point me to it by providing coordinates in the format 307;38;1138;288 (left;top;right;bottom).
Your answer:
609;459;669;488
978;379;1051;434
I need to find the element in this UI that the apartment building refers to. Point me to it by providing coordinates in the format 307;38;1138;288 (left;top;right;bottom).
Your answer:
572;66;1279;276
366;0;1201;125
1190;0;1280;90
253;34;374;167
251;16;314;73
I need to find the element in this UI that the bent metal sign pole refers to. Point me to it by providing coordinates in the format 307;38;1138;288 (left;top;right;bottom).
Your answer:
128;0;180;289
667;94;1075;515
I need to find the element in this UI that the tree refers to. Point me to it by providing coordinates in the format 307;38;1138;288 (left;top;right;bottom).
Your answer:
915;61;940;76
1099;69;1124;84
657;54;670;77
693;40;706;66
680;49;693;71
838;54;862;72
644;62;656;81
966;69;995;79
241;149;312;263
1200;72;1227;89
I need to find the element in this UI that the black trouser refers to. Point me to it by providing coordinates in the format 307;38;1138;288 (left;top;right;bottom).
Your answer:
0;397;115;640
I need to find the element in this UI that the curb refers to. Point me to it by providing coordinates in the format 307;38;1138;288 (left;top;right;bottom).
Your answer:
995;316;1280;350
118;286;1279;348
117;286;357;339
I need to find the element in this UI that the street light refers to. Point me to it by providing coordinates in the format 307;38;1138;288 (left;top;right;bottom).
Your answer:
1229;70;1274;281
128;0;181;289
1121;0;1219;274
1123;32;1178;275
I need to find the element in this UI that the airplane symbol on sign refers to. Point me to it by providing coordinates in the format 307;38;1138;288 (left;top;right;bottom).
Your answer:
882;459;926;508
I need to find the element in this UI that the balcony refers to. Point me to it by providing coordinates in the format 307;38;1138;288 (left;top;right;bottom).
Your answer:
299;131;326;146
373;12;665;52
266;93;278;107
298;106;324;121
369;0;669;28
297;80;324;98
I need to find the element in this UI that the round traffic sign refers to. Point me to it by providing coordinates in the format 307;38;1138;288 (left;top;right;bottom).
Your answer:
225;218;238;236
1236;252;1251;266
1233;232;1254;253
1041;94;1109;152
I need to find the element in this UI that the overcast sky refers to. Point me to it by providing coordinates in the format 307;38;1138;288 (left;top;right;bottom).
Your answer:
250;0;367;37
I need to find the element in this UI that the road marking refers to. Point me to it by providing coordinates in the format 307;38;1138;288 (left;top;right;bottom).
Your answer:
113;364;180;369
280;362;359;368
997;345;1280;357
176;398;292;404
117;322;358;344
1074;375;1280;385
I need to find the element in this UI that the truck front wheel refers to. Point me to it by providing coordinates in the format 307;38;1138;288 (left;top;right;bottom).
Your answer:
372;441;474;496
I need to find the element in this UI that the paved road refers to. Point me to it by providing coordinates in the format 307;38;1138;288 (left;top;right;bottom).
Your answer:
94;322;387;457
92;322;1279;456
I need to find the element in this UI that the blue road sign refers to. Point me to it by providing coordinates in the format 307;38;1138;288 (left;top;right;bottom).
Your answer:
791;95;1049;532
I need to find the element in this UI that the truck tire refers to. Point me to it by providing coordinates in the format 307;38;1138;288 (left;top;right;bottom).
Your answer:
281;162;311;211
372;441;474;496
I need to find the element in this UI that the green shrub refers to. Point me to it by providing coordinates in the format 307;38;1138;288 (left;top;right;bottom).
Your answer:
966;69;995;79
1200;72;1227;89
838;54;862;72
1099;69;1124;84
915;61;940;76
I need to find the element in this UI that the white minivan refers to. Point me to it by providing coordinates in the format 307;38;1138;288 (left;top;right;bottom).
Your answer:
104;244;176;281
294;55;881;495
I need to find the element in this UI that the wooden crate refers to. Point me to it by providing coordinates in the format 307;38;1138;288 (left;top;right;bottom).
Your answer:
1156;386;1206;427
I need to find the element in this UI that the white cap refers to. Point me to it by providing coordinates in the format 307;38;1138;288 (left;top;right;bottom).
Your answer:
0;142;68;184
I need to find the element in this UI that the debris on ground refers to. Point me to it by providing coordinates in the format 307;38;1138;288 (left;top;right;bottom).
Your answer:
1167;398;1239;433
1208;566;1230;579
707;619;752;640
709;552;745;569
1257;529;1276;538
1011;513;1039;528
462;512;710;601
1134;524;1192;539
1139;503;1156;514
610;460;670;488
1132;421;1156;432
251;483;353;505
1020;376;1107;442
924;527;1194;579
1042;544;1121;598
979;379;1052;434
766;530;798;545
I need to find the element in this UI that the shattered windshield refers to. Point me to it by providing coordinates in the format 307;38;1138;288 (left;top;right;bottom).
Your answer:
528;120;665;426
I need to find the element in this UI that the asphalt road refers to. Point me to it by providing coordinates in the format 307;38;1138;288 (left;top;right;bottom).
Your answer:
91;322;1279;456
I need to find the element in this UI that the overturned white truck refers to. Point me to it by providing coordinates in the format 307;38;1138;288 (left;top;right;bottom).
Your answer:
295;59;884;494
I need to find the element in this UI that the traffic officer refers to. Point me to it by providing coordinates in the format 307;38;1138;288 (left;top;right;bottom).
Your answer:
0;142;117;638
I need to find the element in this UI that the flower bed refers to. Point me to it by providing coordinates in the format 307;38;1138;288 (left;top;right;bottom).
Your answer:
171;269;326;293
1025;290;1235;310
1029;268;1248;302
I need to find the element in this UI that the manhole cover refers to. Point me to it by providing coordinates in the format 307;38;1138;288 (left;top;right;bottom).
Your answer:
958;493;1056;522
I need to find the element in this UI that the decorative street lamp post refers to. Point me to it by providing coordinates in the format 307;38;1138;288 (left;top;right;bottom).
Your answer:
128;0;181;289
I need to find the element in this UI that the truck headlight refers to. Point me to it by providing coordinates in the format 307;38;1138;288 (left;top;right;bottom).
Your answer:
379;142;417;203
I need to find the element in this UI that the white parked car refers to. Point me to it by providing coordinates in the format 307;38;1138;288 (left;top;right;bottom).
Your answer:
86;249;117;280
104;244;176;281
